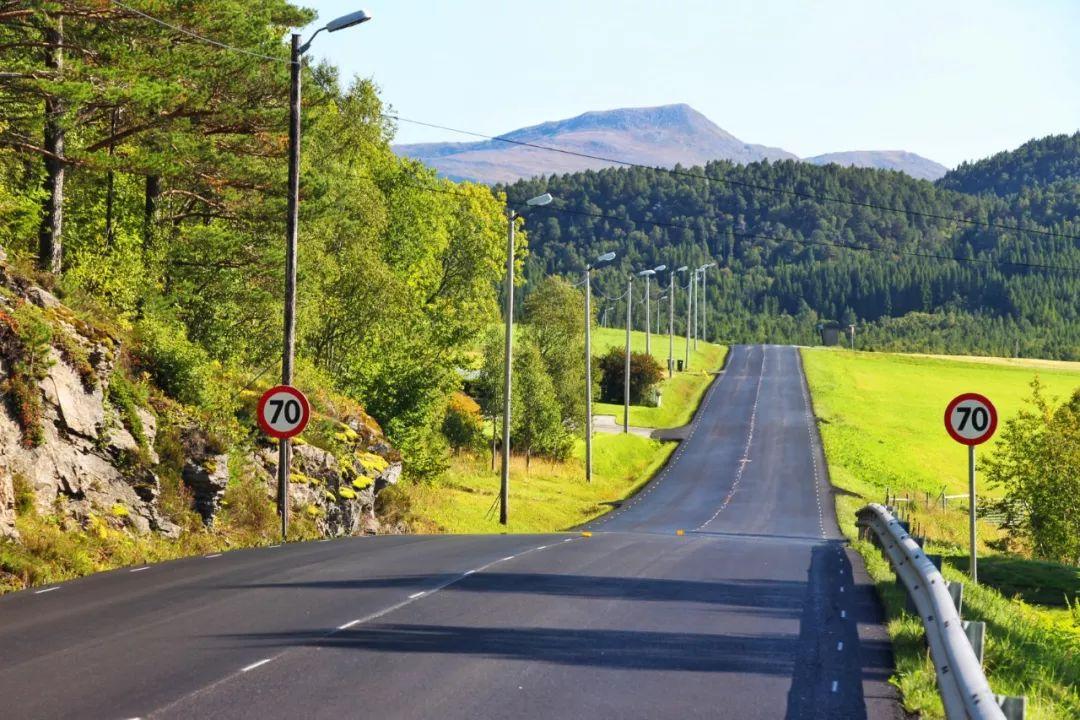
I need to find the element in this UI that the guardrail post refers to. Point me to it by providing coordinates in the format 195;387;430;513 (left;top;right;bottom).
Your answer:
927;553;943;571
995;695;1026;720
962;620;985;664
946;581;963;613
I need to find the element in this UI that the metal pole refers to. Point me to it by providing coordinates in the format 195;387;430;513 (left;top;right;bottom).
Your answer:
701;270;708;344
278;33;302;541
968;444;977;583
694;270;701;349
668;277;675;378
644;274;651;356
624;277;631;433
500;212;515;525
584;268;594;482
685;278;692;370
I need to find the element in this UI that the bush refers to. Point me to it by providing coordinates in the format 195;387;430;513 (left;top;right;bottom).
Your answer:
107;372;148;449
442;392;485;453
133;314;213;407
597;347;665;405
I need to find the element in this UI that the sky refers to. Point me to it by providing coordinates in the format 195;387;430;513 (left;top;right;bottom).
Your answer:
299;0;1080;169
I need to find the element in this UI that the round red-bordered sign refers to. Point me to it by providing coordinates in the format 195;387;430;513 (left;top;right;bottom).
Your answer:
257;385;310;439
944;393;997;446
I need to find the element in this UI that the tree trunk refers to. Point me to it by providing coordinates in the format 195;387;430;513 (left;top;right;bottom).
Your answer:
490;415;497;471
104;108;118;247
525;446;531;474
37;14;64;274
143;174;160;253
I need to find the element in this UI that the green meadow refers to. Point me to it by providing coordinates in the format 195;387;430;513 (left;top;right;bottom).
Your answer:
802;348;1080;719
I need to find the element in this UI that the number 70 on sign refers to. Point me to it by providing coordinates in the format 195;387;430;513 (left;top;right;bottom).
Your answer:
257;385;311;439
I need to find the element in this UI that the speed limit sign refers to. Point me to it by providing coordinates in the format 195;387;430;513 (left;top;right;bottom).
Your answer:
944;392;997;446
944;392;997;586
257;385;310;439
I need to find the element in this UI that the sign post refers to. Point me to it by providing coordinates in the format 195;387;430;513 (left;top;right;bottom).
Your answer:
257;385;311;540
943;393;997;583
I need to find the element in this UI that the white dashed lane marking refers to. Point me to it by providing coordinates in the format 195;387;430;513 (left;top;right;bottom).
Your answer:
129;567;149;573
204;553;222;559
34;587;59;595
241;658;273;673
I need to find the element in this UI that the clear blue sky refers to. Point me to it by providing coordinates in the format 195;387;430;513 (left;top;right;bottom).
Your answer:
300;0;1079;168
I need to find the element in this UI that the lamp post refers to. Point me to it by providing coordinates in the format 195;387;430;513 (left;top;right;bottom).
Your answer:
279;9;372;541
699;262;716;344
584;251;616;481
638;265;666;356
500;192;553;525
656;295;667;335
670;266;687;377
685;274;693;370
624;276;632;434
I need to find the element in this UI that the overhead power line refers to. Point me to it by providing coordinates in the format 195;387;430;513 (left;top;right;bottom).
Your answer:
386;113;1080;244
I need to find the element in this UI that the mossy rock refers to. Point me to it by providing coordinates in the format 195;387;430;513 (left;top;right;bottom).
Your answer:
352;477;373;491
338;487;356;500
356;451;389;475
304;504;322;518
110;504;129;517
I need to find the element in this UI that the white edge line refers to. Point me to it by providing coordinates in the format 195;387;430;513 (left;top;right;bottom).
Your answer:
130;566;150;573
35;587;59;594
837;641;844;651
462;569;476;576
338;619;361;630
841;610;847;618
500;556;515;562
204;553;222;559
831;680;839;692
408;591;426;599
241;658;273;673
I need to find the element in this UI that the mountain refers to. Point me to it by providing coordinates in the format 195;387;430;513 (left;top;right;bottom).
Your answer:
938;132;1080;196
805;150;947;181
395;104;796;184
394;104;949;184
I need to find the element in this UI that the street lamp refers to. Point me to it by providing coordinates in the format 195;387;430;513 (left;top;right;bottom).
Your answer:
698;262;716;345
585;251;616;482
278;9;372;540
669;266;687;377
656;295;667;335
637;265;666;356
499;192;554;525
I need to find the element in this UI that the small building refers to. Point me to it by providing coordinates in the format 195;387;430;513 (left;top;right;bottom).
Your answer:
818;322;841;347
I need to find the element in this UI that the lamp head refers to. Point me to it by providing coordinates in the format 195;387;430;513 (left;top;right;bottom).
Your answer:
526;193;553;207
653;264;667;272
327;10;372;32
596;251;616;263
675;265;688;273
638;269;655;277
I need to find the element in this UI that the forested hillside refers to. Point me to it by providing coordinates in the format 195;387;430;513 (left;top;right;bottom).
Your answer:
939;132;1080;196
0;1;508;478
506;139;1080;359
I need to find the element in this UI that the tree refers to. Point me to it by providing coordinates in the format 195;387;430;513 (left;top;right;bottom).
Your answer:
597;347;664;405
442;392;484;454
983;379;1080;565
523;276;586;432
512;339;572;469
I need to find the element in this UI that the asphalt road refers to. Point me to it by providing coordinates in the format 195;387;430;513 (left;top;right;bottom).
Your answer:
0;345;902;720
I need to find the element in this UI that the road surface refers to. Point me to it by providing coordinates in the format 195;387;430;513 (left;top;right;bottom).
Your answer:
0;345;902;719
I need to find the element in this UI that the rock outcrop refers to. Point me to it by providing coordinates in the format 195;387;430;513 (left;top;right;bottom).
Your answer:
0;260;401;543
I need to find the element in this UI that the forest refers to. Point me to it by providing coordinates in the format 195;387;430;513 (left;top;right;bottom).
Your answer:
505;133;1080;359
0;0;511;476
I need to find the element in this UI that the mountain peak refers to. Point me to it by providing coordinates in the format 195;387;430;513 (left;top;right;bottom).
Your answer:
394;105;946;184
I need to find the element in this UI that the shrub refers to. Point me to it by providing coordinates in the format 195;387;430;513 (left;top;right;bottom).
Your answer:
0;303;54;447
12;473;35;516
442;392;485;453
597;347;665;405
132;314;213;407
107;372;148;449
52;327;97;389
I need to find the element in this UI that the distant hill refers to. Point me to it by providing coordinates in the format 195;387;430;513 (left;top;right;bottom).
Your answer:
394;104;796;184
938;132;1080;196
805;150;947;181
394;104;949;184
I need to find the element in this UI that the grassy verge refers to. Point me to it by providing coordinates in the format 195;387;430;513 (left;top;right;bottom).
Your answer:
802;347;1080;719
402;433;675;534
592;326;726;428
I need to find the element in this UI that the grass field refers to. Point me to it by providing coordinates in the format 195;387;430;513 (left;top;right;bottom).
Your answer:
592;326;726;428
402;434;675;534
802;348;1080;719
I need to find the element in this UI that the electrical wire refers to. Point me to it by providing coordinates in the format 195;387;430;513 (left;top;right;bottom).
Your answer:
109;1;288;62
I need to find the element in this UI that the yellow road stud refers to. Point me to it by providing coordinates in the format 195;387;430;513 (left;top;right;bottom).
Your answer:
676;529;685;536
581;531;593;538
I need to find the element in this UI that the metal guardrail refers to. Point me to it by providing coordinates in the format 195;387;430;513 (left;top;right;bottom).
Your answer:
856;503;1016;720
